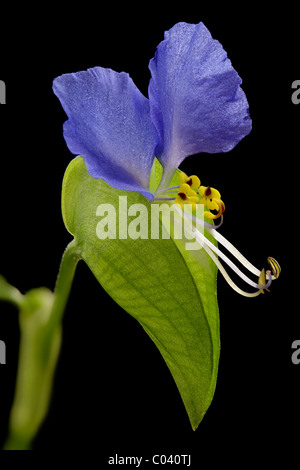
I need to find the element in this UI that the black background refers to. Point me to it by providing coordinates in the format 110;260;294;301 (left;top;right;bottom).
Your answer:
0;2;299;465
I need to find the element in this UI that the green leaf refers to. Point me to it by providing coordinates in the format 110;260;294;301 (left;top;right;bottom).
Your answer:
62;156;220;429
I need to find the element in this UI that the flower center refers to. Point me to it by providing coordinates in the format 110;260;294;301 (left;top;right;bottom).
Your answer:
152;171;225;219
176;172;225;220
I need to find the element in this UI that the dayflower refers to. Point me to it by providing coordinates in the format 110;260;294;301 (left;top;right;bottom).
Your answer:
53;21;280;297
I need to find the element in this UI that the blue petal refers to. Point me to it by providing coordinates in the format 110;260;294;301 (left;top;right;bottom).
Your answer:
149;22;252;183
53;67;158;199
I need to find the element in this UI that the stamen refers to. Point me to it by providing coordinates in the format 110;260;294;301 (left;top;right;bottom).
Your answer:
193;228;269;290
180;214;273;292
156;171;280;297
206;227;262;277
267;257;281;279
258;269;271;294
206;230;281;281
198;185;221;202
157;174;279;293
204;198;225;220
203;244;272;297
155;172;225;220
197;185;224;220
156;194;279;297
179;172;201;189
174;184;200;210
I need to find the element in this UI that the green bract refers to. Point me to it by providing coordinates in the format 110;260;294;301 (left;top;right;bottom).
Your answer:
4;287;61;449
62;156;220;429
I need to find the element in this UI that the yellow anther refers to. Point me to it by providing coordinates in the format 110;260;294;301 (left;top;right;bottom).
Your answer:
267;257;281;279
188;175;201;189
257;259;280;294
174;198;184;209
175;184;200;211
179;171;188;183
177;175;224;217
205;199;225;220
204;199;225;220
198;186;224;219
179;172;201;189
258;268;271;294
199;186;221;203
178;183;197;197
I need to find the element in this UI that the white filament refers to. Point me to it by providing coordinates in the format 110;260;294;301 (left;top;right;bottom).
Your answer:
203;245;269;298
182;212;272;292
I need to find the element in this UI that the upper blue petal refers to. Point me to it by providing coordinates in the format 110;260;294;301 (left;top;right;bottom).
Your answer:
148;22;252;182
53;67;158;199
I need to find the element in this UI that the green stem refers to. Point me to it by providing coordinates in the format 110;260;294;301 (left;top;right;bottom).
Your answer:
48;239;82;332
3;239;82;450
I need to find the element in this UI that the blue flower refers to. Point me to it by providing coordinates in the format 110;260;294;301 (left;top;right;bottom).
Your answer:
54;21;281;297
53;21;251;200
